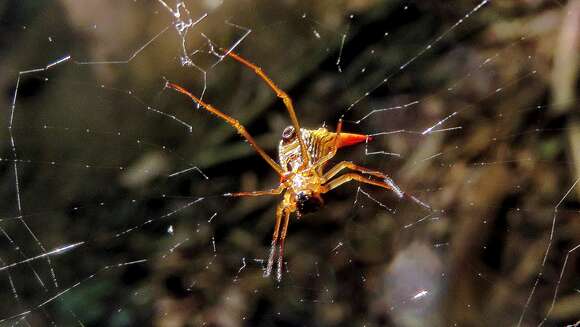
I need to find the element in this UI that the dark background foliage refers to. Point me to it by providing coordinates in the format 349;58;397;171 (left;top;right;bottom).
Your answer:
0;0;579;326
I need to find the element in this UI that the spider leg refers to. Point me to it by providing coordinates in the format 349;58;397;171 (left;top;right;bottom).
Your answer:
166;82;284;177
224;185;285;197
224;51;311;167
322;161;388;182
276;208;291;282
265;203;285;278
322;172;431;209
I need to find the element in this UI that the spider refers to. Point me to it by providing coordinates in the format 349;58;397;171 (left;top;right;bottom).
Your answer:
166;50;430;282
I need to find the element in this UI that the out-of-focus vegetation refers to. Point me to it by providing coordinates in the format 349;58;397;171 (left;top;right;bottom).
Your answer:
0;0;578;326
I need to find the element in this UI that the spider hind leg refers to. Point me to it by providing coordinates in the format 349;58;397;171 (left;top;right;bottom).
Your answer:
263;203;291;282
276;209;291;282
265;204;284;278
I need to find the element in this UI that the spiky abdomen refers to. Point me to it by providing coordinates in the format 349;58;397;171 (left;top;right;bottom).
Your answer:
278;128;335;172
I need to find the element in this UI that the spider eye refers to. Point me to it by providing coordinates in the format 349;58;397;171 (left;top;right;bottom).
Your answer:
296;192;324;215
282;126;296;143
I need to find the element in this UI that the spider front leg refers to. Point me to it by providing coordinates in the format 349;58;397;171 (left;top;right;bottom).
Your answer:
224;51;311;167
322;172;431;209
166;82;285;177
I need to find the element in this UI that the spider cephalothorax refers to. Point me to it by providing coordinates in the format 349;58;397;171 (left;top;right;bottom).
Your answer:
167;50;430;282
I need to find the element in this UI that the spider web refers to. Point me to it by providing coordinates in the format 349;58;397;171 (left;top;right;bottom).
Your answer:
1;0;579;326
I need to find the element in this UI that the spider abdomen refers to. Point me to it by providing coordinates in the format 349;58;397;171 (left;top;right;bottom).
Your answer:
278;127;335;172
278;126;370;173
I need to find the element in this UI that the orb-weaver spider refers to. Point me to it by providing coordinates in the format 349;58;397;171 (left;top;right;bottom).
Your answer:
166;50;429;282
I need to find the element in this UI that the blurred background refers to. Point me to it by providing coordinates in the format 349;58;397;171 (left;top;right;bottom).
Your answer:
0;0;579;326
